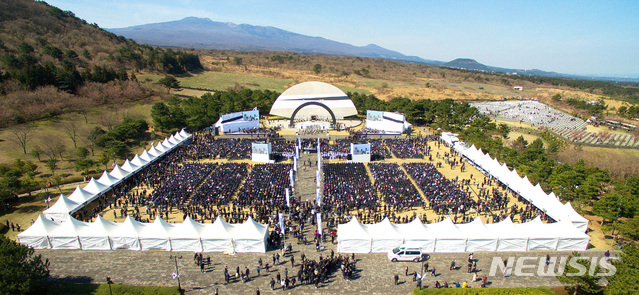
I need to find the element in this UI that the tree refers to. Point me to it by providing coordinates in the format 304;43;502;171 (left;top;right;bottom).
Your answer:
557;252;603;295
9;126;32;154
0;236;49;294
606;244;639;295
552;93;562;101
313;63;322;74
30;146;42;162
98;152;110;170
157;75;180;93
45;159;57;176
61;121;80;148
618;216;639;240
233;57;243;65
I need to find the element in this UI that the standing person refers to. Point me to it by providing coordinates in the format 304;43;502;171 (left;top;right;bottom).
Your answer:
200;261;205;273
394;273;399;285
405;266;409;276
256;287;260;295
450;259;456;270
431;267;436;276
291;256;295;267
269;277;275;290
472;272;477;282
256;265;261;277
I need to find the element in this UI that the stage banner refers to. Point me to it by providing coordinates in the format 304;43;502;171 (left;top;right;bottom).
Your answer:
285;188;290;208
279;213;285;235
316;213;322;233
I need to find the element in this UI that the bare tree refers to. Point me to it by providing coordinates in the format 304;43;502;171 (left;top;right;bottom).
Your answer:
9;125;32;154
96;111;118;131
61;121;80;148
79;133;96;156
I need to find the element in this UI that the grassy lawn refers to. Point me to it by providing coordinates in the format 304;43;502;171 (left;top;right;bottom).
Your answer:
45;283;180;295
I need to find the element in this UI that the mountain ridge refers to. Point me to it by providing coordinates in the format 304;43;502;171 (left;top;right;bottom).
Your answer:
107;17;444;65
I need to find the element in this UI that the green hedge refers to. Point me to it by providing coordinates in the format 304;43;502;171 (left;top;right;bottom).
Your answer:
413;286;555;295
46;283;181;295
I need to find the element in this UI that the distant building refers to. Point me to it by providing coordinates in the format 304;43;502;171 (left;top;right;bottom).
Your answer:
513;86;523;91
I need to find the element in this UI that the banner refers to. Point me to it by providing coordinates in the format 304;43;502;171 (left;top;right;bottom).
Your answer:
316;170;321;187
279;213;285;235
316;188;321;206
316;213;322;233
293;157;297;171
295;145;299;159
289;169;294;188
298;137;301;150
285;188;290;208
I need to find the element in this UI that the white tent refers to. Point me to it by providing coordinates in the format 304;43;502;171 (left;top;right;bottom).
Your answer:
109;164;130;180
98;170;121;187
43;195;79;222
169;216;204;252
427;218;467;253
139;217;173;251
517;217;559;251
168;134;180;146
201;216;235;252
78;215;116;250
161;139;174;151
554;220;590;251
457;218;497;252
68;186;97;206
563;202;589;232
368;217;404;253
148;145;163;157
17;215;58;249
48;216;87;250
396;218;435;252
110;216;142;250
485;217;528;252
155;142;167;154
232;217;268;253
179;129;191;139
120;159;140;173
139;150;157;163
337;217;371;253
83;178;110;195
173;131;185;142
130;154;149;168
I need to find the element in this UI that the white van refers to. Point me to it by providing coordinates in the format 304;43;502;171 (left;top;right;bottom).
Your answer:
387;246;425;262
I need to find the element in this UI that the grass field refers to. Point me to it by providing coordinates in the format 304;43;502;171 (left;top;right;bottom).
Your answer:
45;283;180;295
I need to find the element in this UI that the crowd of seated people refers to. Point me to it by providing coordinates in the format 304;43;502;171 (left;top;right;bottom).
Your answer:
368;163;424;210
322;163;377;211
191;163;249;207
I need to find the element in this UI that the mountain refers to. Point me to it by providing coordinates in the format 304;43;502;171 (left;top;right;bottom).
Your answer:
107;17;443;65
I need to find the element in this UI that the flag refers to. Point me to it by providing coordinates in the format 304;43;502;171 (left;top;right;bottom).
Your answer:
279;213;285;235
172;273;181;279
285;188;290;208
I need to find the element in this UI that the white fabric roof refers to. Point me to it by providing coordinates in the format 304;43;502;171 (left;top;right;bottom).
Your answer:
130;154;148;168
43;195;80;219
120;159;140;173
68;186;97;205
98;170;120;187
109;164;130;180
83;178;109;195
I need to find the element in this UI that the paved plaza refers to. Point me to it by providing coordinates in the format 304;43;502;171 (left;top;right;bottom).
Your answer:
37;235;609;294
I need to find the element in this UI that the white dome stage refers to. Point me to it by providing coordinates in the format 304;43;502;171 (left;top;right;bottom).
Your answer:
269;81;359;129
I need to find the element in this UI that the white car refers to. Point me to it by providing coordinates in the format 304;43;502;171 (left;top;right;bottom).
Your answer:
387;246;425;262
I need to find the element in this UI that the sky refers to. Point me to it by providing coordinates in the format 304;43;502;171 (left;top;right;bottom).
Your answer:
46;0;639;78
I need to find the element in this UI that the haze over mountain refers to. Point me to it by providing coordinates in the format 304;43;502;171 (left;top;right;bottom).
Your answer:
108;17;639;83
107;17;442;65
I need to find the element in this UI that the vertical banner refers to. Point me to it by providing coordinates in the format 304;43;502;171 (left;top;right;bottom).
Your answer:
293;157;297;171
298;137;301;150
316;213;322;233
279;213;285;235
289;169;294;188
285;188;290;208
295;145;299;159
316;188;321;206
316;170;320;187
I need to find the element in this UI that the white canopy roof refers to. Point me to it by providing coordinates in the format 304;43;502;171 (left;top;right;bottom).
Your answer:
68;186;97;205
148;145;163;157
201;216;234;240
130;154;149;168
17;215;59;249
83;178;109;195
139;150;157;163
120;159;140;173
109;164;130;180
98;170;121;187
43;195;80;217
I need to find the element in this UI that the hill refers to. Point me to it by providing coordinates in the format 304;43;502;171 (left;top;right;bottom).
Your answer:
107;17;442;65
0;0;204;127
